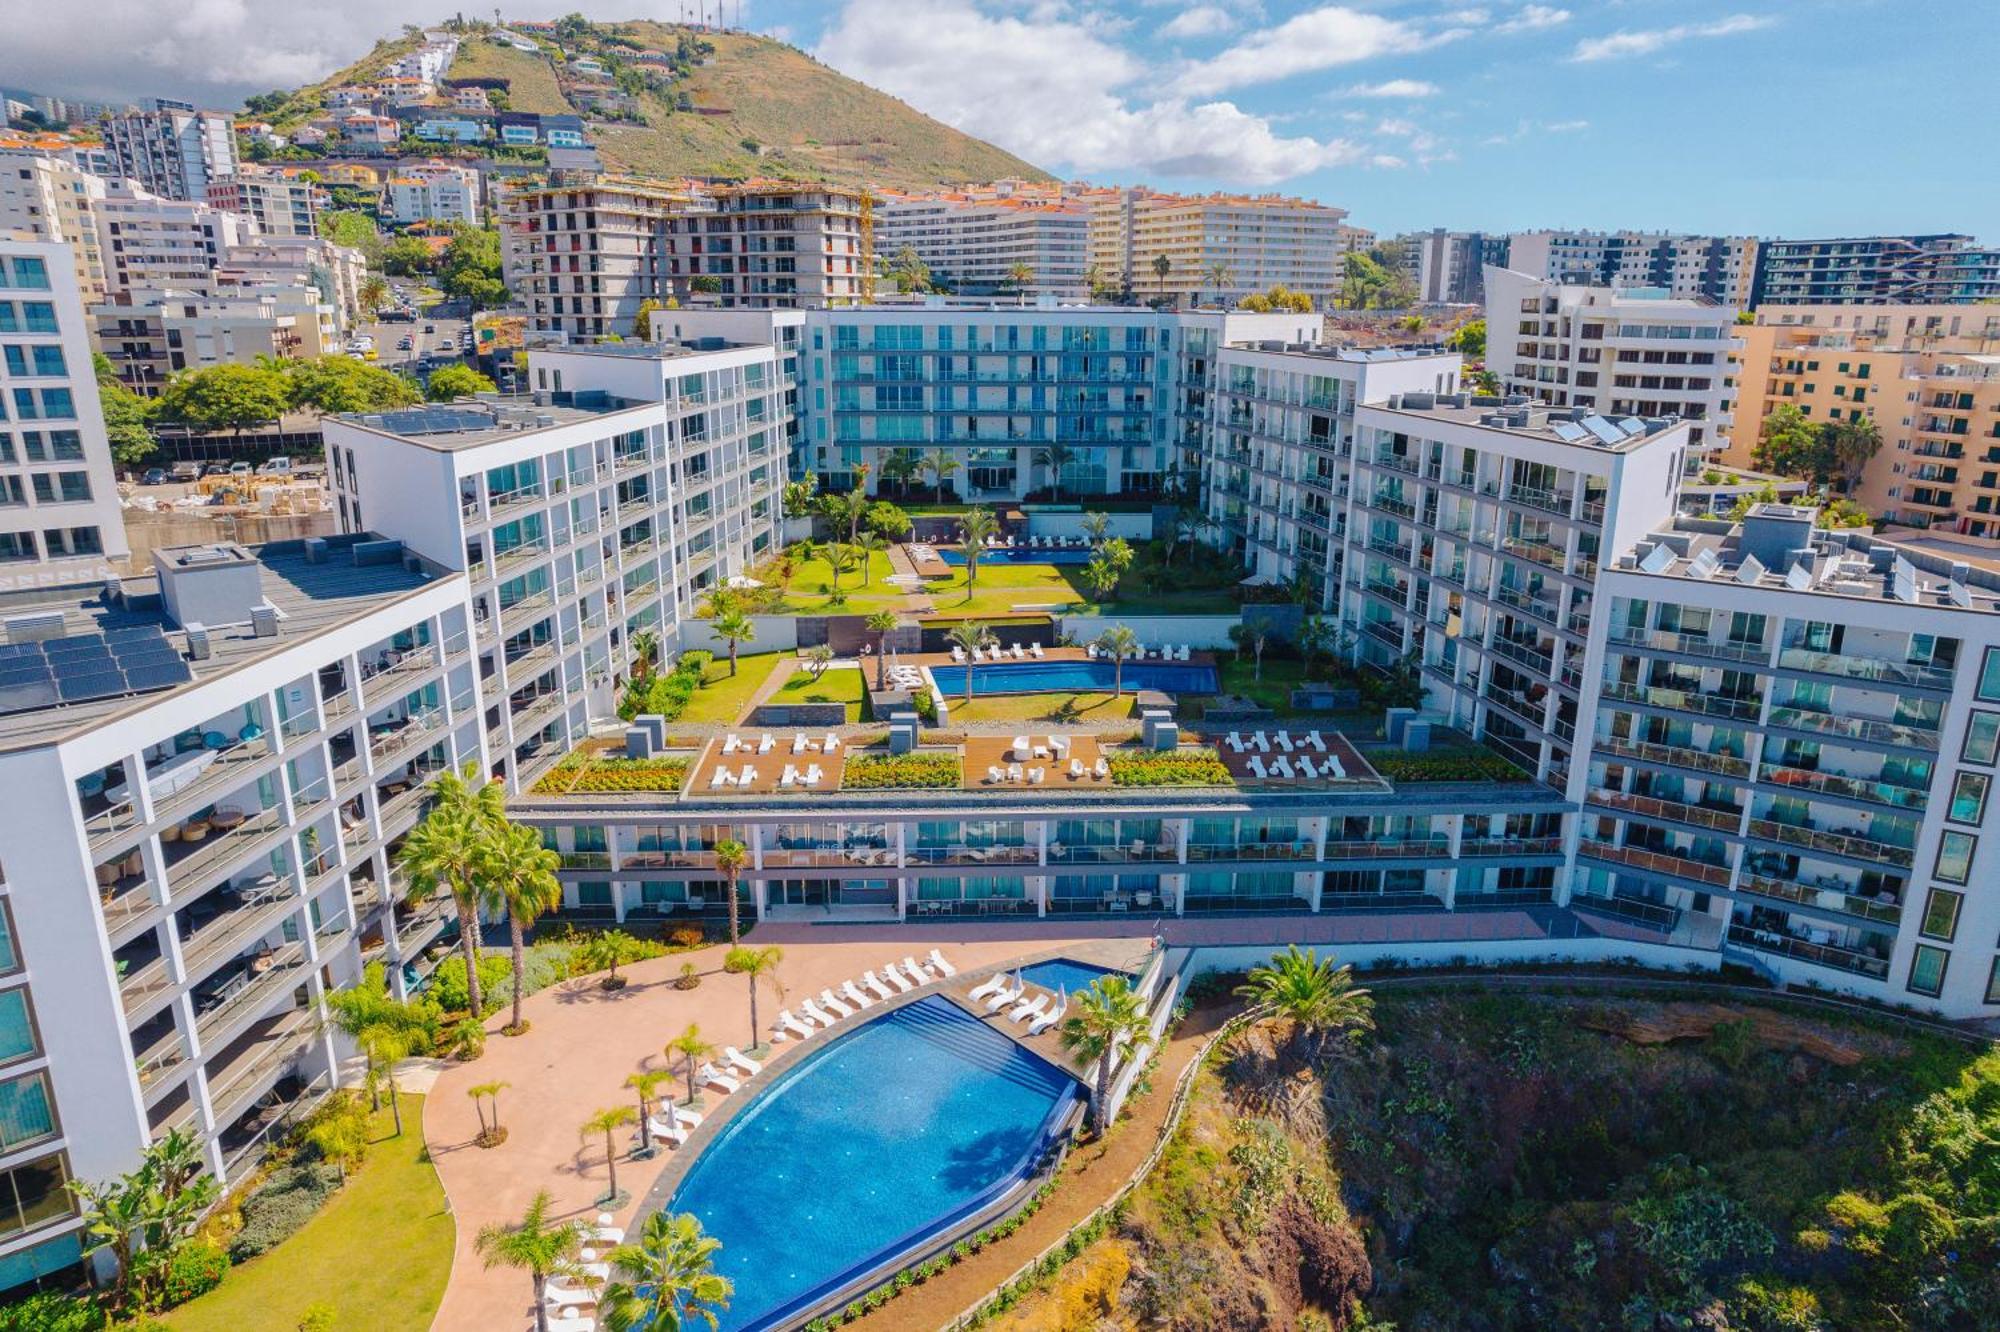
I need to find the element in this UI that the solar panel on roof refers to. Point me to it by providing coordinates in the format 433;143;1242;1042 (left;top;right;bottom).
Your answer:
58;672;126;703
1582;416;1627;446
124;661;194;690
0;626;192;716
0;682;55;713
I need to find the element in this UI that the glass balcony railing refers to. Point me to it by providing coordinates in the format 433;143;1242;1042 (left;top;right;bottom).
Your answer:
1765;707;1940;752
1744;818;1915;868
1609;626;1768;663
1776;648;1953;691
1727;924;1889;980
1600;680;1762;722
1593;736;1752;779
1576;838;1732;888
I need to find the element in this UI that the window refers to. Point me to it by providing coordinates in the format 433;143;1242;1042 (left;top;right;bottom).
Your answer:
0;1153;70;1239
1935;831;1976;884
1907;944;1949;999
1948;772;1991;824
0;990;35;1065
1920;888;1963;941
0;901;17;975
1964;712;2000;766
0;1073;55;1151
1986;956;2000;1006
1978;647;2000;701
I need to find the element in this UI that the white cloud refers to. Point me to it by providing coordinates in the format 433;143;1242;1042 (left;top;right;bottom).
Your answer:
1571;13;1773;62
1179;5;1448;97
1343;78;1441;98
1481;117;1588;145
1495;5;1570;35
1542;118;1589;132
1160;5;1235;40
819;0;1372;184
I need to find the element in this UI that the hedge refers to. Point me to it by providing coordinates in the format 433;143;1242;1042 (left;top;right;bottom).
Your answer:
229;1162;342;1261
841;751;961;789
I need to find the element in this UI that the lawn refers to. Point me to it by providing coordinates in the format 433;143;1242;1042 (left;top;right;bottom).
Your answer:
945;691;1138;724
777;664;869;721
164;1094;450;1332
677;651;785;724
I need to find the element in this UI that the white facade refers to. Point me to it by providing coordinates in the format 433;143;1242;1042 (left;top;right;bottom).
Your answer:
873;197;1088;300
1506;230;1756;307
99;106;240;203
383;166;480;227
204;173;317;240
0;154;108;304
1090;189;1352;306
93;186;253;298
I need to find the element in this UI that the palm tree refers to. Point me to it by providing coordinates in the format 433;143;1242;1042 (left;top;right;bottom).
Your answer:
477;1190;587;1332
924;448;960;502
630;629;661;683
625;1068;673;1156
822;487;869;546
668;1024;716;1107
1204;261;1232;306
1059;975;1151;1134
823;542;859;595
945;621;994;702
1094;625;1140;697
854;530;886;588
1234;945;1374;1063
724;944;783;1047
714;838;749;944
1032;444;1077;502
398;763;504;1022
479;821;563;1037
358;275;390;316
1151;252;1172;303
804;644;835;681
599;1211;733;1332
1005;260;1035;305
468;1080;510;1142
865;610;899;689
711;606;755;676
1082;510;1111;552
957;507;999;601
581;1105;638;1205
879;449;922;495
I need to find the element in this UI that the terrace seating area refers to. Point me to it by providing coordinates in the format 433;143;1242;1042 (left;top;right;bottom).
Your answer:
1211;728;1374;787
964;734;1111;789
768;949;958;1044
693;732;849;794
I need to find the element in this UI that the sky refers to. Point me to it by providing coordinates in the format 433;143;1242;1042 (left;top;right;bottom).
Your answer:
4;0;1994;237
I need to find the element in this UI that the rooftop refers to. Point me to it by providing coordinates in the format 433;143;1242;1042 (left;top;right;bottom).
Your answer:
335;394;650;450
1369;392;1689;451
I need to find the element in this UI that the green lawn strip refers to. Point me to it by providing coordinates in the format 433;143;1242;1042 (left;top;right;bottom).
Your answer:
163;1094;449;1332
947;692;1136;724
678;652;785;724
778;665;869;721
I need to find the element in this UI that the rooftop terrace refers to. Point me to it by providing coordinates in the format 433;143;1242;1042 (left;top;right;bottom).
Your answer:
336;393;650;450
1369;392;1689;450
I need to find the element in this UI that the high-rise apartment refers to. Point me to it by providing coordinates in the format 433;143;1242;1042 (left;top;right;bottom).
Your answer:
0;154;108;304
382;164;481;227
1751;235;2000;306
662;184;869;310
1396;229;1507;305
204;172;318;240
92;185;253;297
1089;188;1351;307
1504;231;1756;307
99;102;240;202
873;187;1089;301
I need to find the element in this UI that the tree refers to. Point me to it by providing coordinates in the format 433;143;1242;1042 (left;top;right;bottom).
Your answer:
957;507;999;600
633;296;662;339
325;962;440;1135
865;610;899;690
823;542;859;596
1059;975;1151;1134
630;629;661;683
468;1080;510;1143
357;275;390;317
1341;251;1417;310
93;352;158;466
1094;625;1140;697
1447;317;1486;360
1230;614;1273;682
600;1211;734;1332
1239;283;1313;313
1203;261;1233;305
1082;510;1111;551
710;606;755;676
479;821;562;1037
723;944;782;1047
878;448;923;495
303;1093;370;1179
1823;416;1883;491
155;363;292;436
1165;505;1210;568
804;644;834;680
581;1105;638;1205
477;1190;587;1332
285;355;420;414
854;531;886;587
1298;613;1338;680
1005;260;1035;304
946;621;994;702
70;1127;222;1315
885;244;933;295
581;928;645;986
427;363;497;401
1033;443;1078;502
626;1068;673;1156
1151;252;1172;302
1234;945;1374;1063
1083;536;1134;603
381;234;437;277
820;487;869;546
439;226;507;308
668;1024;716;1107
714;838;749;944
1751;402;1822;477
398;763;505;1024
318;210;384;265
924;448;960;501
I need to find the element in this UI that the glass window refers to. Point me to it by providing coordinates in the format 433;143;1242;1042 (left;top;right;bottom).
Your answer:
0;1073;55;1151
0;990;35;1065
1948;772;1990;825
1986;956;2000;1007
0;903;16;974
1907;944;1949;999
1964;713;2000;766
1935;831;1976;884
1978;647;2000;701
1919;888;1963;942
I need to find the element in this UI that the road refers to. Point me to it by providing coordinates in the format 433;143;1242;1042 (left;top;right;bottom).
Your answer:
354;283;476;376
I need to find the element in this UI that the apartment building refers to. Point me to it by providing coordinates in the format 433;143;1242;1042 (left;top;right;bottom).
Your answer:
0;241;127;583
1395;229;1506;306
1485;265;1740;454
93;286;338;394
1505;230;1755;307
218;237;367;332
92;186;253;298
1727;305;2000;535
99;102;239;202
0;154;108;304
1089;188;1351;307
382;164;480;227
873;188;1089;300
499;177;696;341
661;184;870;310
1751;235;2000;306
203;172;317;240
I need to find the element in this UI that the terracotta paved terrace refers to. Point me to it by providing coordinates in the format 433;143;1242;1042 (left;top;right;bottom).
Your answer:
964;733;1111;788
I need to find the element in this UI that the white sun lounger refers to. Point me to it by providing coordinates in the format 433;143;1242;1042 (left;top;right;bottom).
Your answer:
903;954;936;982
1326;756;1346;778
1306;731;1327;752
780;765;799;788
1029;766;1045;784
951;645;967;662
1092;756;1109;778
1298;756;1320;779
927;948;957;977
803;764;824;786
1069;757;1086;779
824;732;841;752
1008;992;1052;1024
547;1273;604;1305
710;767;732;789
879;965;914;994
1275;731;1294;752
793;733;809;754
774;1009;815;1041
698;1062;741;1094
1006;762;1024;783
966;972;1010;1002
1086;643;1099;658
886;960;923;989
818;988;854;1018
738;764;757;785
1030;642;1046;658
1226;731;1245;752
983;979;1026;1013
1271;756;1294;779
647;1115;689;1148
1251;730;1270;751
1029;997;1067;1037
985;764;1005;783
721;734;740;754
799;997;839;1026
840;980;875;1009
862;971;896;1001
723;1046;762;1076
662;1103;701;1128
1012;643;1026;660
1248;755;1268;778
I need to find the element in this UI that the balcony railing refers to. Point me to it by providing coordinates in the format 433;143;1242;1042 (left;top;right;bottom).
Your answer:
1507;485;1574;516
180;892;300;983
1590;790;1741;834
1577;838;1732;888
205;1007;320;1126
360;646;441;704
149;732;277;829
1776;648;1954;691
1727;924;1889;980
1744;818;1915;868
1600;680;1762;722
1765;707;1940;752
1735;873;1901;926
1609;626;1768;664
1046;842;1180;865
1756;764;1928;811
1593;736;1751;779
166;802;287;891
196;941;310;1047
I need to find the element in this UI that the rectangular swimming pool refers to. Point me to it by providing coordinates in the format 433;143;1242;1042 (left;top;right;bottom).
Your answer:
931;660;1219;696
1018;958;1123;994
935;547;1093;566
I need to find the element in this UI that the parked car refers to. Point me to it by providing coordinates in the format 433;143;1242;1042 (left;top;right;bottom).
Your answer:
169;461;201;483
141;467;169;485
422;324;436;334
437;338;456;352
202;462;231;477
259;456;294;475
228;461;254;476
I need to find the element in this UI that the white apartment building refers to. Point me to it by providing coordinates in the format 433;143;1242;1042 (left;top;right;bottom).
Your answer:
873;193;1088;301
382;164;481;227
219;237;367;332
93;186;253;298
99;104;240;203
95;286;338;391
1089;189;1351;307
385;36;461;86
1485;265;1741;454
1505;231;1757;308
1396;229;1505;306
0;242;127;585
0;154;108;304
204;173;318;240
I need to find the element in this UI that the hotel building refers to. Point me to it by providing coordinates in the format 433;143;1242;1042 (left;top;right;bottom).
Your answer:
0;154;108;305
1751;235;2000;306
203;172;318;241
98;103;240;203
1504;230;1756;307
1089;188;1352;307
873;188;1089;301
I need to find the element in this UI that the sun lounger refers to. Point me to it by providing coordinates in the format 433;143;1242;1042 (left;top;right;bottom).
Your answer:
1029;996;1067;1037
1298;756;1320;779
1092;756;1109;778
646;1115;690;1148
1252;730;1270;751
1030;642;1046;657
927;948;957;978
903;954;936;982
863;971;896;1001
780;765;798;788
803;764;824;785
1069;757;1086;779
774;1009;815;1040
887;960;925;989
983;978;1027;1013
738;764;757;785
1326;757;1346;779
840;980;875;1009
966;973;1010;1002
758;733;775;754
1226;731;1244;752
880;965;915;994
1049;735;1070;757
1029;766;1045;784
724;1046;763;1076
547;1310;598;1332
818;989;854;1019
1012;643;1026;660
793;732;809;753
986;765;1005;783
721;734;740;754
1248;755;1268;778
1086;643;1099;659
1306;731;1326;752
951;645;966;661
1008;992;1052;1024
1275;731;1294;752
799;997;839;1026
547;1272;603;1303
697;1062;741;1094
710;768;732;789
663;1103;701;1128
1272;756;1294;779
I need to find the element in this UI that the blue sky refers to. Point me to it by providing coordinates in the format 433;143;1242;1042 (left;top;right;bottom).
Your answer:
8;0;1993;238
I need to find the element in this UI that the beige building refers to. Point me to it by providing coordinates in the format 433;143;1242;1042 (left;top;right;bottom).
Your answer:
1728;305;2000;535
665;183;870;310
204;170;318;239
1088;187;1351;307
94;285;337;396
500;176;696;341
0;152;108;304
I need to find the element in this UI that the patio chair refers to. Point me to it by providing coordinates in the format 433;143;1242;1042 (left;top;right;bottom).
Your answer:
1049;735;1070;757
721;734;740;755
1306;731;1327;752
1011;735;1032;758
823;732;841;752
1248;755;1269;778
1298;756;1320;779
986;765;1005;783
1092;756;1109;779
803;764;824;786
1029;766;1045;784
1011;643;1026;659
1069;757;1086;779
1030;642;1046;658
951;645;967;662
758;734;775;754
1006;762;1024;783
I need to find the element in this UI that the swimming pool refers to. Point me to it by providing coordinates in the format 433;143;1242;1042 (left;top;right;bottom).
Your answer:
935;547;1093;566
1018;958;1123;994
930;660;1219;696
665;996;1080;1330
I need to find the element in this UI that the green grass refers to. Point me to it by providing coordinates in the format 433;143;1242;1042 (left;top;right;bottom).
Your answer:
777;665;868;721
164;1094;449;1332
678;651;785;724
946;692;1138;724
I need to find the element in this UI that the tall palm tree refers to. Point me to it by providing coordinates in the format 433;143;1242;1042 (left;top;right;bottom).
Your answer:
854;531;886;588
957;507;999;601
479;821;563;1037
713;838;748;944
724;944;783;1047
668;1024;716;1107
476;1190;586;1332
865;610;899;689
398;763;503;1022
468;1080;510;1141
1081;510;1111;552
1094;625;1140;697
599;1211;734;1332
1151;252;1172;303
625;1068;673;1155
879;449;922;495
1032;444;1077;502
630;629;661;683
581;1105;638;1205
1203;261;1233;306
924;449;960;502
1059;975;1151;1134
358;275;390;316
1234;945;1374;1063
711;606;755;676
1005;260;1035;305
945;621;994;702
823;542;859;594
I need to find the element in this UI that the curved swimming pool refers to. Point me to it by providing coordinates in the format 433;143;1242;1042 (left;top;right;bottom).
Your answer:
665;996;1080;1330
930;660;1218;696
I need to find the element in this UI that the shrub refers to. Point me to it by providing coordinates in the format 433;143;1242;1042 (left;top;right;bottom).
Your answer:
841;751;960;789
0;1292;104;1332
564;757;689;794
430;953;513;1017
1367;745;1528;782
159;1240;228;1307
229;1162;341;1261
1107;747;1231;787
665;924;708;951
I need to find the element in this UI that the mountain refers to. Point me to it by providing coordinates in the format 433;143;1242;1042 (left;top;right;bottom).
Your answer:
260;20;1051;193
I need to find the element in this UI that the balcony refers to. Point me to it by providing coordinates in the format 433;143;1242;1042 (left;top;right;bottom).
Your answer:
1775;647;1953;692
1589;790;1741;834
1488;636;1554;674
1506;485;1573;516
1599;680;1761;723
1765;707;1939;752
1185;840;1315;863
204;1006;320;1129
1460;835;1564;857
1593;736;1751;779
1744;818;1915;869
1577;838;1732;888
146;731;279;831
368;708;450;771
178;883;298;985
1726;924;1889;980
1609;626;1768;664
1324;836;1452;860
1491;585;1563;628
1046;840;1180;865
1734;873;1901;926
359;644;442;705
194;940;311;1048
163;802;288;894
1755;763;1927;811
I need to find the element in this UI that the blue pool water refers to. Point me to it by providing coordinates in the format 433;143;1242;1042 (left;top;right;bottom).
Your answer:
935;547;1093;566
665;996;1080;1330
931;660;1219;696
1018;959;1122;994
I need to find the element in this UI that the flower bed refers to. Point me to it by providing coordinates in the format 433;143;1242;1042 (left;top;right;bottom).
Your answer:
530;753;690;795
841;750;961;789
1107;747;1232;787
1367;746;1528;782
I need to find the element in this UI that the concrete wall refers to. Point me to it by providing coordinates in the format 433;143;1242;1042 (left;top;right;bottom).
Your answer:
678;615;798;657
1180;937;1724;980
1057;613;1242;650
